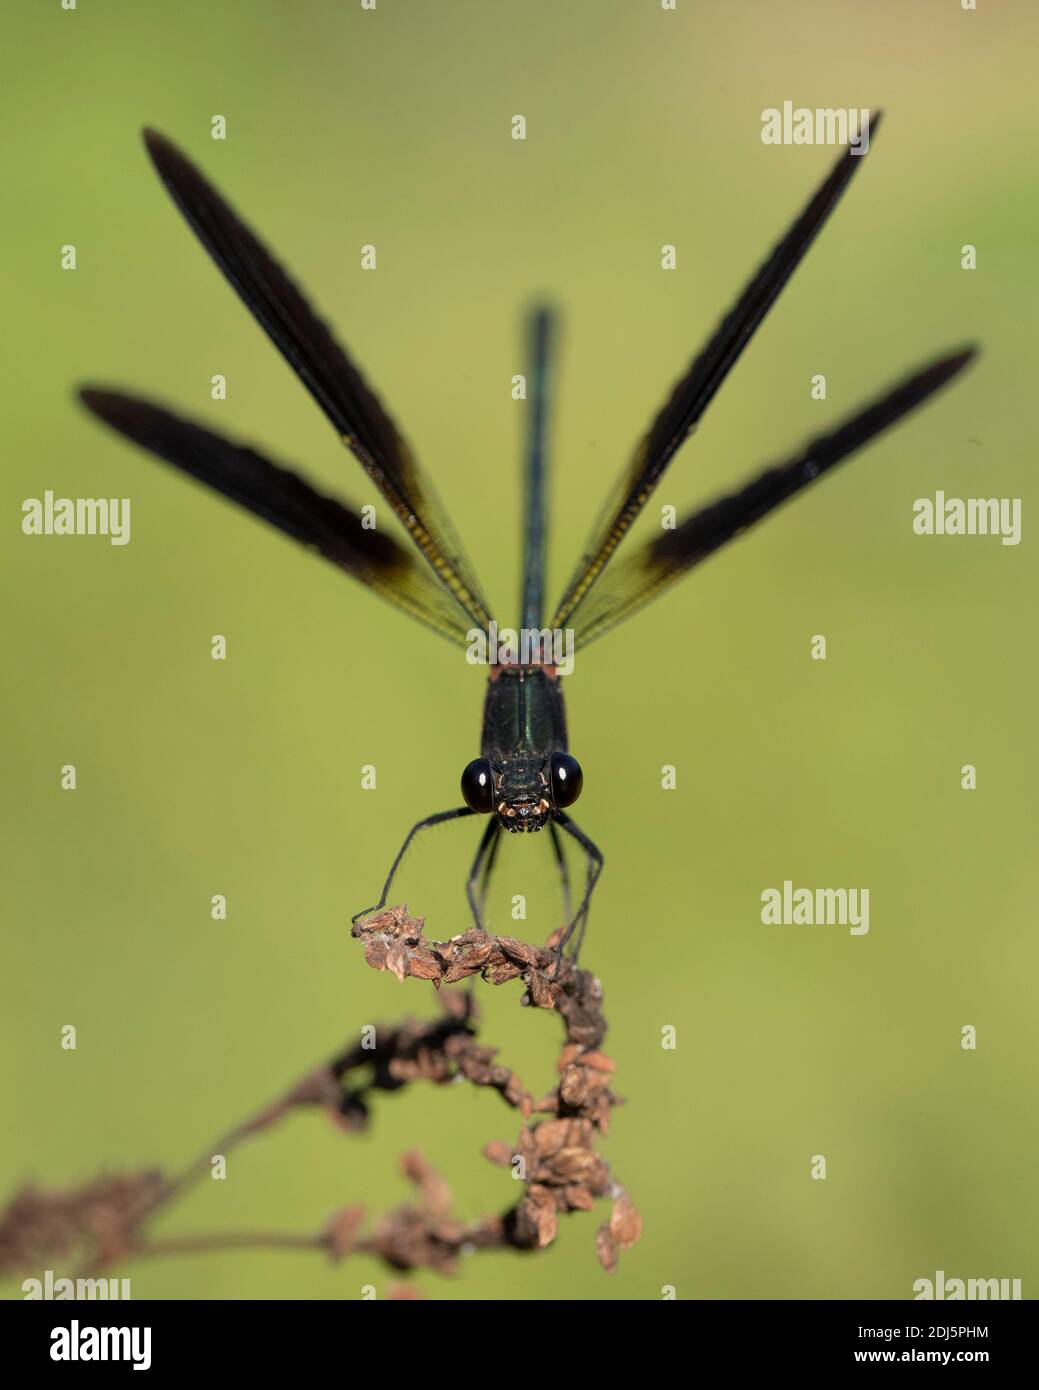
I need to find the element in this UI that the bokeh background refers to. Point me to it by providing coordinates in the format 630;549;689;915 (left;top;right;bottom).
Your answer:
3;0;1036;1301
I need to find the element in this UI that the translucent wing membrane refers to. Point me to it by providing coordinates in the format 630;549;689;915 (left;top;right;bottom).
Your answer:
569;347;977;648
142;128;492;631
551;118;883;631
79;390;477;644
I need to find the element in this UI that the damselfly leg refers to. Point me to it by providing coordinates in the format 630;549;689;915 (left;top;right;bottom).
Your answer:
351;807;475;925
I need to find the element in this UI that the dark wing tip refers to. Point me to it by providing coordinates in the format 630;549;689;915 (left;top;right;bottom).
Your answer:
141;127;192;183
79;386;123;420
79;388;165;439
928;344;980;386
79;386;129;417
141;126;169;158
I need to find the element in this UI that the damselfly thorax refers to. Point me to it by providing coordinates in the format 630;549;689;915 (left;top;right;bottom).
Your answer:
462;663;581;835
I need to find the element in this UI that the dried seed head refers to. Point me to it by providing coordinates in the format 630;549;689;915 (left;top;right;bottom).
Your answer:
609;1192;644;1251
325;1204;366;1262
595;1223;619;1274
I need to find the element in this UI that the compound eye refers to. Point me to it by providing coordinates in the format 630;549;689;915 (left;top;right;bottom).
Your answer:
460;758;495;813
548;752;583;809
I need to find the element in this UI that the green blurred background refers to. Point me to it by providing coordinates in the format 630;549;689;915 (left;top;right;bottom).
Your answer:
3;0;1036;1301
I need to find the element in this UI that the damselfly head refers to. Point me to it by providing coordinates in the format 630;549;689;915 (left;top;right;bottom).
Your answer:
461;753;582;831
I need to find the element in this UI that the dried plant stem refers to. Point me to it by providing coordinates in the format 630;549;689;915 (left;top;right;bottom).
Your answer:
132;1232;327;1260
0;905;641;1286
156;1072;333;1212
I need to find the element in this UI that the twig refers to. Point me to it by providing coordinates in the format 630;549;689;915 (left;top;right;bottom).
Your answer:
0;906;641;1284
